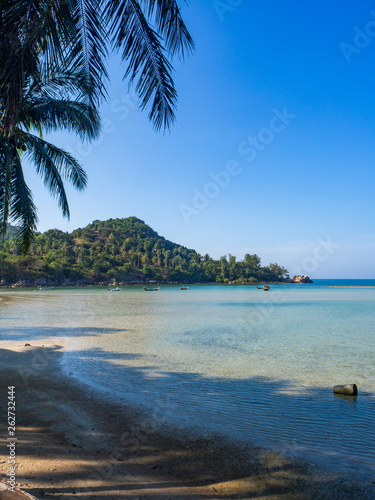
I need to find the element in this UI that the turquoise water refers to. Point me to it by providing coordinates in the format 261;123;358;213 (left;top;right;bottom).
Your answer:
1;281;375;477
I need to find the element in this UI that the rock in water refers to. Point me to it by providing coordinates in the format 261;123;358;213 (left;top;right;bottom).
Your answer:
333;384;358;396
292;275;313;283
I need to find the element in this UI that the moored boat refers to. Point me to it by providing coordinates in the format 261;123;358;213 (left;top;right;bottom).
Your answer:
144;287;160;291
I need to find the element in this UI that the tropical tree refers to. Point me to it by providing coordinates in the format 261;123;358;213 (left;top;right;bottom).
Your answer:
0;0;194;135
0;1;193;249
0;68;100;251
267;263;289;280
243;253;261;278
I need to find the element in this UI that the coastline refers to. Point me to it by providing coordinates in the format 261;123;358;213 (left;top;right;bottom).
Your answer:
0;274;313;289
1;340;374;499
0;281;299;289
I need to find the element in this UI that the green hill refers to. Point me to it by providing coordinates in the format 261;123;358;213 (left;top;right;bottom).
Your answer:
0;217;288;285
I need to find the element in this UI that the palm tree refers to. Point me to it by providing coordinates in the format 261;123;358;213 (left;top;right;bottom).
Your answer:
0;1;193;250
0;0;194;135
0;68;101;251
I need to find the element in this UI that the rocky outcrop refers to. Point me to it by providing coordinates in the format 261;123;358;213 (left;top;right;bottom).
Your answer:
292;275;313;283
11;280;32;288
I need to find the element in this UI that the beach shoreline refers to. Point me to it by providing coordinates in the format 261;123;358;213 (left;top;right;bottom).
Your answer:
1;339;374;499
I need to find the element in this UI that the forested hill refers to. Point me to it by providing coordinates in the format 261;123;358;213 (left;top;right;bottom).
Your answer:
0;217;289;286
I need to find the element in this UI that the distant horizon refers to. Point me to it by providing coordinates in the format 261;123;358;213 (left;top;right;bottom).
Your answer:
309;278;375;281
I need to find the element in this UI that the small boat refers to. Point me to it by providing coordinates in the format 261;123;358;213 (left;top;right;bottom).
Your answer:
108;287;121;292
180;286;189;290
257;286;262;289
263;285;270;291
144;287;160;291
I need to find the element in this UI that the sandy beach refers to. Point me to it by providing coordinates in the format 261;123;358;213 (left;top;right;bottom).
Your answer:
0;339;374;499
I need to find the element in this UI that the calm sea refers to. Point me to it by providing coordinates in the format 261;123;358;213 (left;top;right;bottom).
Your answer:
1;279;375;477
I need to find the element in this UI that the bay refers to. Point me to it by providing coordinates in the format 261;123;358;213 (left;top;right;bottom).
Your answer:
1;280;375;477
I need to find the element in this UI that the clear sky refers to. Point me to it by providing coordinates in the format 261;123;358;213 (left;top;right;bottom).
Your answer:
24;1;375;278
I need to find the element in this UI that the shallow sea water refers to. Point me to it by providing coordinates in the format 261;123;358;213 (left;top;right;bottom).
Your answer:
1;280;375;477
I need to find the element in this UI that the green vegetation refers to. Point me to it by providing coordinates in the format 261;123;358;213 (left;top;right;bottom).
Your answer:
0;2;193;250
0;67;100;252
0;217;289;285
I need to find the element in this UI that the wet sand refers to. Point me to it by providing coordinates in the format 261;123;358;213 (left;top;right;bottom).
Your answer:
0;340;374;499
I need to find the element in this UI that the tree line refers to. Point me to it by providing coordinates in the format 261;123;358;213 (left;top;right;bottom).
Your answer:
0;217;289;285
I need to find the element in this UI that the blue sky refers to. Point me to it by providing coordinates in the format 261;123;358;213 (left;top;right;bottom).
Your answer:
24;1;375;278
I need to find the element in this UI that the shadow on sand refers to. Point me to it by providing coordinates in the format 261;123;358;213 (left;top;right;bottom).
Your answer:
0;340;374;499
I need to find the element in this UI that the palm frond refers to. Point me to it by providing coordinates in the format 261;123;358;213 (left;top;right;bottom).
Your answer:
22;135;69;219
2;0;77;69
141;0;195;58
0;0;70;134
105;0;177;131
27;67;93;103
0;140;13;235
0;33;38;135
10;153;38;253
68;0;109;106
22;132;88;193
20;98;101;141
0;0;106;132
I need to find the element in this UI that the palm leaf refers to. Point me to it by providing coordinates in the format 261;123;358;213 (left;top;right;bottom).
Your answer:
0;35;38;135
0;0;71;134
105;0;178;131
22;135;69;219
22;132;88;193
0;139;13;235
140;0;195;58
68;0;109;106
0;0;106;132
20;98;101;141
10;152;38;253
27;67;94;103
